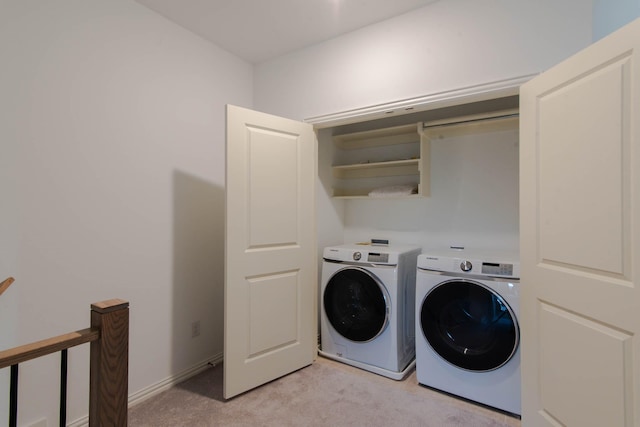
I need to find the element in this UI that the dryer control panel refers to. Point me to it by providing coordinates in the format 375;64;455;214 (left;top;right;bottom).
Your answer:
418;249;520;279
481;262;514;277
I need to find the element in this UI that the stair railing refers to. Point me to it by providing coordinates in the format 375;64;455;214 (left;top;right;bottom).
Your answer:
0;278;129;427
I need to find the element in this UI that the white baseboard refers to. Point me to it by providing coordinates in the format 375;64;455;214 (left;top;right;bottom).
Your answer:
68;353;223;427
128;353;223;407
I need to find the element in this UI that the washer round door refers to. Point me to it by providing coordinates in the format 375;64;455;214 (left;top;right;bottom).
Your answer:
420;279;519;371
323;267;390;342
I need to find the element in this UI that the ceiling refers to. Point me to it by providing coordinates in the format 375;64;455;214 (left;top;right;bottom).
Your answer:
135;0;439;64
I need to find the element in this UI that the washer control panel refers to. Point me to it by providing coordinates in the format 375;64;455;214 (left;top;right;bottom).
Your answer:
367;252;389;263
323;244;421;266
326;248;395;265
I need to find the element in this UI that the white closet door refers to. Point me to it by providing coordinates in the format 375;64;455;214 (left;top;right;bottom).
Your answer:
224;105;317;399
520;18;640;426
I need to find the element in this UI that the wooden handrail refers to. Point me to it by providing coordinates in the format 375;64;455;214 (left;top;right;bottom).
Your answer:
0;328;99;370
1;298;129;426
0;277;15;298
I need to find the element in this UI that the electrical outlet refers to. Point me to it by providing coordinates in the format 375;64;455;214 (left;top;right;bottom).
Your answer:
191;320;201;338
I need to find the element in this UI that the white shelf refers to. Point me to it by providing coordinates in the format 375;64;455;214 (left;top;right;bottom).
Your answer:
332;158;420;179
333;124;419;150
330;123;429;199
421;109;519;139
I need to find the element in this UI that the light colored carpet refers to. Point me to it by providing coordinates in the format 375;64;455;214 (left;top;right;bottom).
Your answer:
129;356;521;427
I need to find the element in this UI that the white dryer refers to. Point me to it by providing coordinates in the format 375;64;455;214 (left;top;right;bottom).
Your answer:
320;243;421;380
415;248;521;415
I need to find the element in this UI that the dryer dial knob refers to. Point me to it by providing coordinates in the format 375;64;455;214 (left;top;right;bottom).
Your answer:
460;260;472;272
353;252;362;261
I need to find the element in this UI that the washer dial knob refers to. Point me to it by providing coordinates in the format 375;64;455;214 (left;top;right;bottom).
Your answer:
460;260;472;272
353;252;362;261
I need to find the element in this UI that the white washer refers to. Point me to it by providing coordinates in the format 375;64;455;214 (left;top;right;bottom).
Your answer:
415;248;521;415
320;243;421;380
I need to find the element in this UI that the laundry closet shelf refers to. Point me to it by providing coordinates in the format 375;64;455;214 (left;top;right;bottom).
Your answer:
330;122;428;198
333;123;419;150
421;109;519;139
332;159;420;179
331;192;423;199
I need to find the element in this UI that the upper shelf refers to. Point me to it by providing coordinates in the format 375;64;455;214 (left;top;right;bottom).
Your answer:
331;123;427;199
333;123;420;150
332;158;420;179
421;109;519;139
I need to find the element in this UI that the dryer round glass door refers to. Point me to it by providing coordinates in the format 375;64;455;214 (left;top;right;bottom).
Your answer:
420;279;518;371
323;267;390;342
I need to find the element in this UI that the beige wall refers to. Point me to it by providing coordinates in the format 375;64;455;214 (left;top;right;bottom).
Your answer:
0;0;252;424
254;0;593;121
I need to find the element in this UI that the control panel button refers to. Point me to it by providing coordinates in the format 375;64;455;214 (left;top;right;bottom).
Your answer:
460;260;472;272
353;252;362;261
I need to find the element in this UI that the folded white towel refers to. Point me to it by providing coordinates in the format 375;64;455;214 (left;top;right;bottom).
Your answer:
368;184;418;197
